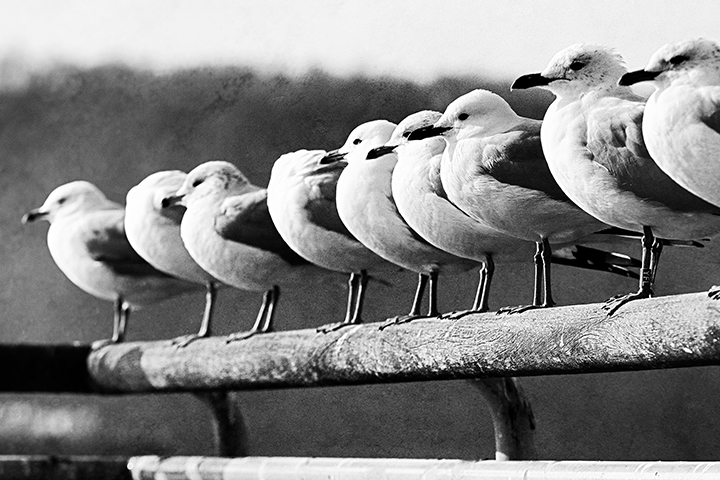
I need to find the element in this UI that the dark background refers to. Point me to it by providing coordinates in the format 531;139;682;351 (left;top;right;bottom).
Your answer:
2;65;719;459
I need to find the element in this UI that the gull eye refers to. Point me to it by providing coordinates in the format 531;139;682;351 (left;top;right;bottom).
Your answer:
352;138;362;145
669;55;688;65
192;178;204;188
458;113;469;121
569;61;586;71
57;197;66;205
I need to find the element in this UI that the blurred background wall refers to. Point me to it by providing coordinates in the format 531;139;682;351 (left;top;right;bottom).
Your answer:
2;0;720;461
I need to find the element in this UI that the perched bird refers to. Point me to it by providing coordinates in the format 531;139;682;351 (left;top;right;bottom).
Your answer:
23;181;199;347
410;89;619;313
334;117;480;328
513;44;720;314
620;39;720;209
164;161;339;341
267;148;397;333
393;110;637;317
125;170;223;347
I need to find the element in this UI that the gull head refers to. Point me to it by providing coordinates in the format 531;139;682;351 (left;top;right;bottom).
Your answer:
620;38;720;88
388;110;442;145
23;181;110;224
127;170;187;216
410;90;520;143
272;149;345;181
513;44;626;97
164;161;252;208
335;119;397;155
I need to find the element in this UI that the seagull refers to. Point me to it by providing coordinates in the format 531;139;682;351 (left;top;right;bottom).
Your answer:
409;89;620;314
334;117;480;328
393;110;639;317
125;170;223;347
267;149;398;333
512;43;720;314
23;181;199;348
619;38;720;209
164;160;340;341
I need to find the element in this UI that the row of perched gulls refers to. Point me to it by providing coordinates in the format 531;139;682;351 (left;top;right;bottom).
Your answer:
24;39;720;348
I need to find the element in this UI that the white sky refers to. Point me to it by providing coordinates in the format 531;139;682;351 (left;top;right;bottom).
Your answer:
1;0;718;83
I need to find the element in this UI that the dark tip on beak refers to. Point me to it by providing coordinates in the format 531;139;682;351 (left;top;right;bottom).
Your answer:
319;150;347;165
407;125;451;141
618;69;660;86
312;160;349;175
161;194;184;209
366;145;397;160
22;209;45;224
511;73;553;90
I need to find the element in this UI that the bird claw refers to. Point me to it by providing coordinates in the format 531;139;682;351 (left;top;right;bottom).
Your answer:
170;334;205;349
378;314;429;331
316;321;358;334
708;286;720;300
602;290;653;316
90;338;117;351
496;304;549;315
225;330;263;343
438;309;486;320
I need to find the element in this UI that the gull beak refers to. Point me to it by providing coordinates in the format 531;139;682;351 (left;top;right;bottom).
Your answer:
319;150;347;164
312;160;349;175
161;194;185;209
22;208;47;223
407;125;451;141
366;145;397;160
618;69;660;86
511;73;554;90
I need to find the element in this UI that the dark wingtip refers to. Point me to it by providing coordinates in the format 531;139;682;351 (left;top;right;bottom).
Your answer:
511;73;552;90
618;69;660;86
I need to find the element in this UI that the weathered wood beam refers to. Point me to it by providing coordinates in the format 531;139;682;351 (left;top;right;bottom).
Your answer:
87;292;720;393
128;455;720;479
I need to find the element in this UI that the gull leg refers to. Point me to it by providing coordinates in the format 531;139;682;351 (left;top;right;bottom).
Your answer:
426;271;440;317
498;241;548;315
379;272;430;330
92;297;129;350
603;226;656;316
317;271;368;334
172;282;217;348
540;237;555;308
227;286;279;343
440;256;496;320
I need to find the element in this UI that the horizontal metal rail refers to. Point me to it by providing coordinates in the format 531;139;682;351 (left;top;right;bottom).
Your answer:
87;291;720;393
0;292;719;394
127;456;720;479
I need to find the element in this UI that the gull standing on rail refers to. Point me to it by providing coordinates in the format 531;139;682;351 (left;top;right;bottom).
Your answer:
393;110;638;317
334;117;479;328
125;170;223;347
409;89;614;313
164;161;339;341
619;39;720;209
267;148;398;333
23;181;199;347
512;44;720;314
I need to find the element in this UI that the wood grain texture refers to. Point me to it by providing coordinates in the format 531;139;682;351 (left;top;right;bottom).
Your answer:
86;292;720;393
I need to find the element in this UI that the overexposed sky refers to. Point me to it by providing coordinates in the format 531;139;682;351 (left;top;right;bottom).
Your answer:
1;0;718;83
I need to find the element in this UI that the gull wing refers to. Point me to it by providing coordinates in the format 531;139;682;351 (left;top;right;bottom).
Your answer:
306;174;357;240
477;120;569;202
215;189;308;265
586;100;720;214
83;209;171;277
